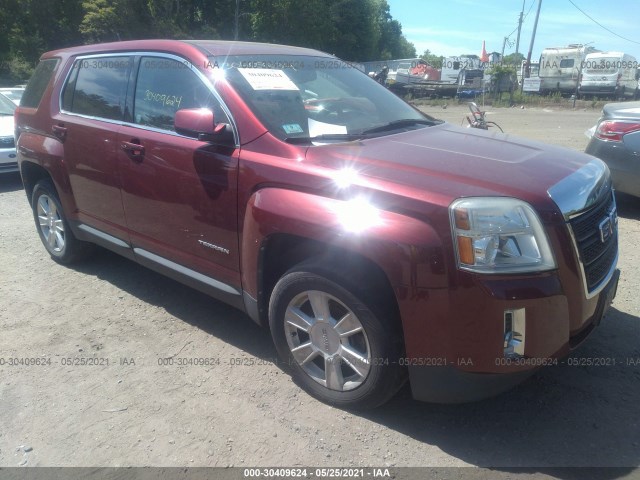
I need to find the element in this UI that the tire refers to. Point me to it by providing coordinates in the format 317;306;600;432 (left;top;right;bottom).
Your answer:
269;261;406;409
31;179;94;264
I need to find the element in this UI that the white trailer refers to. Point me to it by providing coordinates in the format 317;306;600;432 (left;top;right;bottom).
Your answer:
538;44;599;94
579;51;639;99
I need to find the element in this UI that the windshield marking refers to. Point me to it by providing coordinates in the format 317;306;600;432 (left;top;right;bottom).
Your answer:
238;68;299;91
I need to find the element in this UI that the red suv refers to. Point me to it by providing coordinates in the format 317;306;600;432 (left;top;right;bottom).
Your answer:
15;40;619;408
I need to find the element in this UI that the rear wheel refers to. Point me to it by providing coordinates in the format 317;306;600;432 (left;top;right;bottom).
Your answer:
31;179;93;264
269;262;405;409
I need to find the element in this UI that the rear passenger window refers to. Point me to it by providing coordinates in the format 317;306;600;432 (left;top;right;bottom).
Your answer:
62;57;131;120
134;57;229;132
21;59;59;108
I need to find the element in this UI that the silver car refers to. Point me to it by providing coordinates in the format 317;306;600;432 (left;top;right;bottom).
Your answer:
586;101;640;197
0;93;18;173
0;87;25;106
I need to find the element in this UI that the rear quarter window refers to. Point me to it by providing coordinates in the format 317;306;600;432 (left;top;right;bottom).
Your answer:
21;59;59;109
62;57;132;121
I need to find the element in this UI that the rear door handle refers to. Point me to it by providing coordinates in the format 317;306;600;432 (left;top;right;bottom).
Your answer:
52;124;67;140
121;141;145;158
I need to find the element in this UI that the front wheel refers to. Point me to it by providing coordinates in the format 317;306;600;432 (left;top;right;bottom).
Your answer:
269;263;405;409
31;179;94;264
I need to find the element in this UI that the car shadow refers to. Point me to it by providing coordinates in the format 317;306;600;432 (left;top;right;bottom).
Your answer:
357;306;640;474
67;248;278;361
0;171;23;193
616;192;640;220
68;249;639;473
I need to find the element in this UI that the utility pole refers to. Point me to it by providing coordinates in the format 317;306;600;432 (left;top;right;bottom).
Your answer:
501;37;508;63
514;0;525;60
525;0;542;80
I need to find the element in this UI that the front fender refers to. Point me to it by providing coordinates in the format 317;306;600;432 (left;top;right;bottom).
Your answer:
241;187;448;300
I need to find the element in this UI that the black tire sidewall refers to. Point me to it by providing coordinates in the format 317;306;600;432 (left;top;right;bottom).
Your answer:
269;268;404;409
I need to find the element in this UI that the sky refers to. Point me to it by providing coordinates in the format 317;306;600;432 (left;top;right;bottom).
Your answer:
386;0;640;62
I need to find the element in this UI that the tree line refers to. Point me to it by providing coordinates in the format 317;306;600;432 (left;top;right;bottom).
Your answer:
0;0;416;84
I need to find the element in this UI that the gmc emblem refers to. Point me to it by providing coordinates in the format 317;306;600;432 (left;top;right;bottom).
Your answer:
599;210;617;243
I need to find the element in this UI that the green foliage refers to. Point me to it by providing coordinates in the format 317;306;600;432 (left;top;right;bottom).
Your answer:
420;49;443;69
0;0;415;81
8;56;35;82
502;52;525;68
485;63;517;77
80;0;123;42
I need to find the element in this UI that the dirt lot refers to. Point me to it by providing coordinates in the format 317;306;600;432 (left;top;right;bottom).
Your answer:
1;105;640;474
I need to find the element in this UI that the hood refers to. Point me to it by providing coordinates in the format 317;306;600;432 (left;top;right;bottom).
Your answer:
304;123;595;215
0;115;14;137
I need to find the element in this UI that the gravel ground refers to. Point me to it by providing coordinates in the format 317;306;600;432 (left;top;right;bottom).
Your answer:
1;104;639;474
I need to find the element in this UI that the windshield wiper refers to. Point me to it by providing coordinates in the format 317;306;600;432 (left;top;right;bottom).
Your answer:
285;133;368;144
360;118;439;135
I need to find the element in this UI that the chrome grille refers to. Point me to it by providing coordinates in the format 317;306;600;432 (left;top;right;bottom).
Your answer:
568;191;618;293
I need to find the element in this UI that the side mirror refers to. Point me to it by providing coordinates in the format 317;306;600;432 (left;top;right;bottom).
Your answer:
174;108;227;141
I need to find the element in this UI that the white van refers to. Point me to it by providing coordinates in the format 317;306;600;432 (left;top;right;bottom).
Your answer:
539;44;598;94
579;51;639;99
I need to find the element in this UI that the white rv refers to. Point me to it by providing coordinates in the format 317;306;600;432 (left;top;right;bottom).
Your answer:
538;44;599;94
579;51;639;99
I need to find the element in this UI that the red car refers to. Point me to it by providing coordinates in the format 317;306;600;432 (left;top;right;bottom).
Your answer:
15;40;619;408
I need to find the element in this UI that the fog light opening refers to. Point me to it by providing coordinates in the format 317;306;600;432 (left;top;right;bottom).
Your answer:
504;308;526;358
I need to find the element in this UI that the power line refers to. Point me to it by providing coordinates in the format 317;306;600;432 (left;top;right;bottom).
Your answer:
506;0;535;42
567;0;640;46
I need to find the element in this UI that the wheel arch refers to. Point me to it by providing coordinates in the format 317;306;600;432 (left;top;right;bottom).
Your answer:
256;234;401;329
18;130;73;211
21;161;54;206
241;187;447;331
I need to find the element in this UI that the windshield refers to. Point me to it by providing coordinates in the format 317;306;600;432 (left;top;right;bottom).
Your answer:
214;55;437;142
0;93;17;115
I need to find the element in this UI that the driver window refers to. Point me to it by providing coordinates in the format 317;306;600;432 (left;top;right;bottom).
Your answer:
134;57;229;132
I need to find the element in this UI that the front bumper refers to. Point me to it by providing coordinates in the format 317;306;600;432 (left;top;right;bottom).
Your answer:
405;159;619;403
579;85;619;96
408;268;619;403
0;147;18;173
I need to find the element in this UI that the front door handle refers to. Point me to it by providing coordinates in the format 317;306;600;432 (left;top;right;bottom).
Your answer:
121;140;145;158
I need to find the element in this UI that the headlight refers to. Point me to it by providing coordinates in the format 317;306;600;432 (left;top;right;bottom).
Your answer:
449;197;556;274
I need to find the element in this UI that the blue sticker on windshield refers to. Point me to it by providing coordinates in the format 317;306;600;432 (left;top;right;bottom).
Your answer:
282;124;304;134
